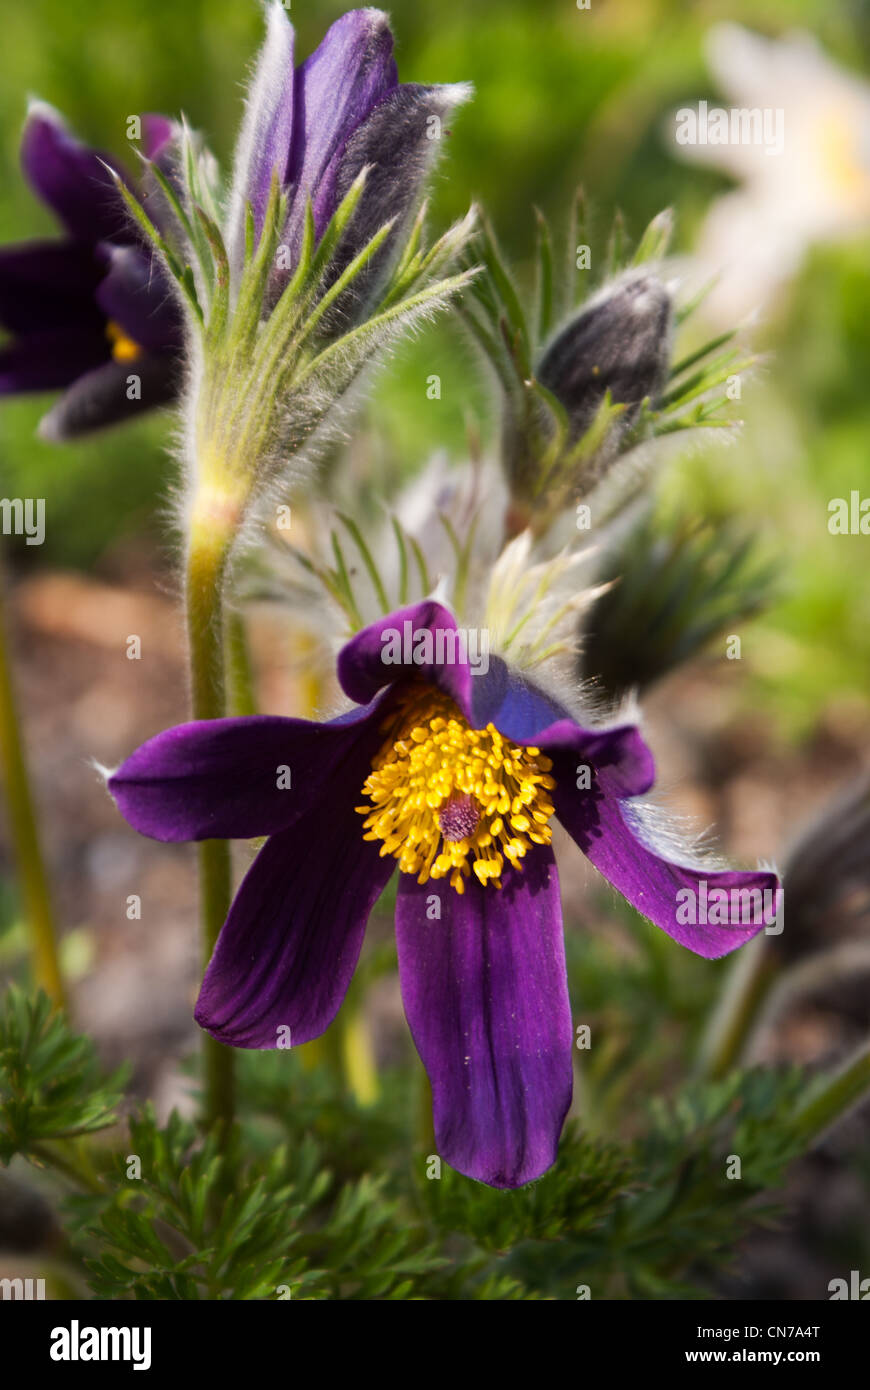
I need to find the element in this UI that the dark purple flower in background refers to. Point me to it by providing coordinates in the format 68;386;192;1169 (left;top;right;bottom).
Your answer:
0;104;182;439
109;600;779;1189
229;4;471;309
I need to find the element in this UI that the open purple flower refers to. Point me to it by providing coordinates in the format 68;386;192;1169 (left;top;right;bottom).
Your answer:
109;600;779;1188
229;4;471;307
0;104;182;439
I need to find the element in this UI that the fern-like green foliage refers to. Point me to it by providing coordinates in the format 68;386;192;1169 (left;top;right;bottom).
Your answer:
502;1070;808;1300
75;1112;450;1301
0;985;826;1300
425;1124;636;1252
0;987;125;1165
81;1110;308;1300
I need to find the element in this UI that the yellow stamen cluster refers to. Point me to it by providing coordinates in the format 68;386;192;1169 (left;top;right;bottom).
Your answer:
106;319;142;362
357;688;556;894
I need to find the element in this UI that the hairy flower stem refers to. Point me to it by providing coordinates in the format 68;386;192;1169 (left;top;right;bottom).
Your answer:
186;500;237;1137
0;556;64;1009
226;611;258;717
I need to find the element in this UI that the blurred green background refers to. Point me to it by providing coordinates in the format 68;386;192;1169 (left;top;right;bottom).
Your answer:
1;0;868;731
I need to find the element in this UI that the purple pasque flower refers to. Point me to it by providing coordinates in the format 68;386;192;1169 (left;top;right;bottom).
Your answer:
229;4;471;305
0;103;182;439
108;600;779;1189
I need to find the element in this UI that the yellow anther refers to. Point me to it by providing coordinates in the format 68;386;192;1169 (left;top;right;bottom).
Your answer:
357;687;556;894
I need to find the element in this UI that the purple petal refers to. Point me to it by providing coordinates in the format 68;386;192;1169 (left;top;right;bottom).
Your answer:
109;703;384;843
20;103;129;244
471;657;655;798
0;326;108;395
141;114;175;161
338;623;654;801
0;241;103;334
467;656;567;736
137;117;186;234
536;721;654;798
226;0;295;259
195;768;395;1047
95;246;181;353
553;762;781;958
395;848;573;1188
282;8;398;248
37;353;177;439
337;599;472;713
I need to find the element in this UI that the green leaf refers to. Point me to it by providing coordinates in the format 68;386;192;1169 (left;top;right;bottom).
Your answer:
0;986;126;1165
632;207;675;266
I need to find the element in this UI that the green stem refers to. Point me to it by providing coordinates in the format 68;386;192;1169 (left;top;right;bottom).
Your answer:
0;556;64;1009
416;1067;436;1159
185;514;236;1136
226;610;258;716
337;1001;379;1107
695;935;776;1081
793;1037;870;1147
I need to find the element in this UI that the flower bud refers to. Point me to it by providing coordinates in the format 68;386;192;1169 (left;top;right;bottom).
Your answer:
227;4;471;322
537;269;672;443
502;269;673;521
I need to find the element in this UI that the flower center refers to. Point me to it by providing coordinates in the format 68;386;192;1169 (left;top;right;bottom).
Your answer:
357;688;556;894
437;793;481;842
106;319;143;362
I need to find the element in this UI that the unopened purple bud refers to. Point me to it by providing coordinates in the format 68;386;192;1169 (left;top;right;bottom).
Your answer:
537;270;672;440
229;4;471;320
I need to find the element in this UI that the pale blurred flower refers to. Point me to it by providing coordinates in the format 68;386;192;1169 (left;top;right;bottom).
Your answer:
672;24;870;324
